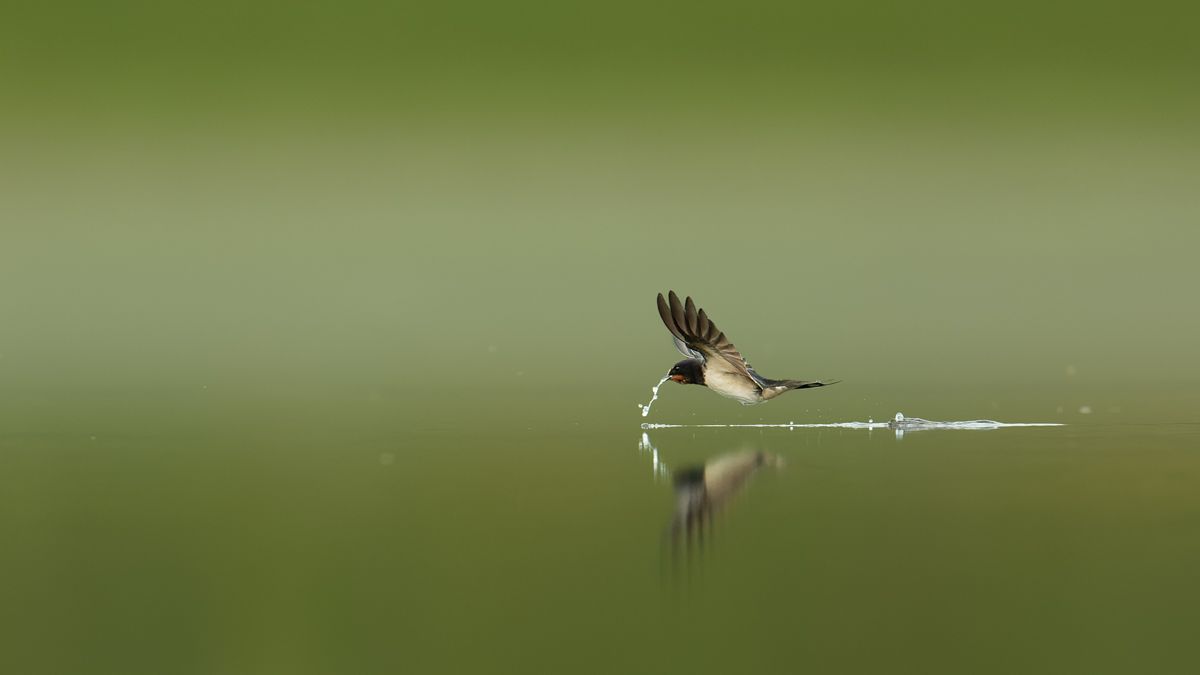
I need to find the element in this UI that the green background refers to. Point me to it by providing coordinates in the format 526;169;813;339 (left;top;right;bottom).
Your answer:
3;0;1198;422
2;2;1199;673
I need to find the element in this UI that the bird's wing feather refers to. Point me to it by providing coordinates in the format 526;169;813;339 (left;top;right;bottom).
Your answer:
657;291;754;380
747;367;771;387
672;335;702;359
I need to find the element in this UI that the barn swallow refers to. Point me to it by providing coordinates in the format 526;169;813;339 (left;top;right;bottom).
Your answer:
657;290;838;405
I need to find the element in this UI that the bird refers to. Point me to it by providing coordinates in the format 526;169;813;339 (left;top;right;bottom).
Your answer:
656;290;838;404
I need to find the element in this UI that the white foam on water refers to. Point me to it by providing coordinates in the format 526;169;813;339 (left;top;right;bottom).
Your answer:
637;375;672;418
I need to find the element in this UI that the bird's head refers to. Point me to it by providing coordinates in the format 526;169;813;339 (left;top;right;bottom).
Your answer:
668;359;704;385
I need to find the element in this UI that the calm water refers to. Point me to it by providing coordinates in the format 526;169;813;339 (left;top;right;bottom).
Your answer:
4;382;1200;674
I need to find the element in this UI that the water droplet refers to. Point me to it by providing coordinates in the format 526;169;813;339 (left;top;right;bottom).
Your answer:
638;375;671;417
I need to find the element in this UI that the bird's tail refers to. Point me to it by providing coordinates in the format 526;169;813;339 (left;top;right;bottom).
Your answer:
778;379;840;390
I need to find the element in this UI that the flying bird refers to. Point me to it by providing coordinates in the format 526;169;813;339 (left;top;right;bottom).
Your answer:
657;290;838;404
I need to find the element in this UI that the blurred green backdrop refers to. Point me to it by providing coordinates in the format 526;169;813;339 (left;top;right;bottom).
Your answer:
2;3;1200;673
3;0;1198;430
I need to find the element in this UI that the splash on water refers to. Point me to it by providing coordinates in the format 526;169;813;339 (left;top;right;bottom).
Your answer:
641;411;1061;437
638;375;671;418
884;412;1060;430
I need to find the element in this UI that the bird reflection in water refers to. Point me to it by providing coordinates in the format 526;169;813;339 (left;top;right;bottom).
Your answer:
670;450;783;551
641;434;783;568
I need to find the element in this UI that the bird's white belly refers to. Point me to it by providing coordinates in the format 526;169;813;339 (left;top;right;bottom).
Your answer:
705;368;763;404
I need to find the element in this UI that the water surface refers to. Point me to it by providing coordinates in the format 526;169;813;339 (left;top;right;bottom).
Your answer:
4;382;1199;674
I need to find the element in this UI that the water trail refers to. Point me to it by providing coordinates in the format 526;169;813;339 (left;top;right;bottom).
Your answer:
642;412;1062;433
638;375;672;418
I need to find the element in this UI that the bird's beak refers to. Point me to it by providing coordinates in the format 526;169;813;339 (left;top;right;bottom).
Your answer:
669;374;686;383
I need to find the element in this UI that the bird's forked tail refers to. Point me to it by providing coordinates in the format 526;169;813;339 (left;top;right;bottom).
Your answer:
777;379;840;390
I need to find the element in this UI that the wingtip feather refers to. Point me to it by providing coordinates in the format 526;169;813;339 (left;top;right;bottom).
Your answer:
657;291;685;342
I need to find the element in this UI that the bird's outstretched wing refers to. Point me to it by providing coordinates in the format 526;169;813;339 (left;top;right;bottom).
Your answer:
656;291;753;380
670;335;702;360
